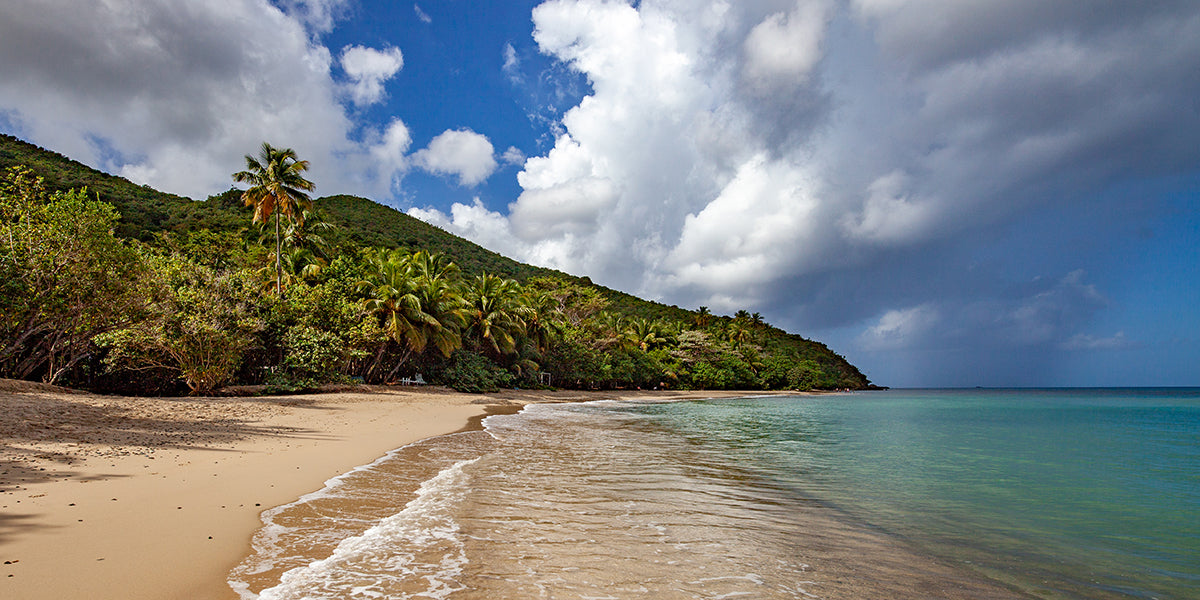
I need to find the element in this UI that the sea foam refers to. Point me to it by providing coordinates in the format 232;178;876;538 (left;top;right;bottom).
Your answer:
249;457;479;600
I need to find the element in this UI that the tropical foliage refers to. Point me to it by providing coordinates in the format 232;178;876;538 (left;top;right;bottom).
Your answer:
0;167;145;384
0;136;874;394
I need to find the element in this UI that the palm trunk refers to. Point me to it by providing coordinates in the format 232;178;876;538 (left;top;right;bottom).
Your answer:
275;211;282;296
384;348;415;382
365;341;389;382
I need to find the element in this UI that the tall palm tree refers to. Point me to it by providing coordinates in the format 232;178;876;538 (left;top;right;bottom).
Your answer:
232;142;315;295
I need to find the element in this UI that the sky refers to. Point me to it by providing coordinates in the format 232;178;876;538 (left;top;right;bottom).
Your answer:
1;0;1197;387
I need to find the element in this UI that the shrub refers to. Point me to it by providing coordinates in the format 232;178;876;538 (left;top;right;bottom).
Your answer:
282;325;346;381
97;257;263;395
439;350;511;393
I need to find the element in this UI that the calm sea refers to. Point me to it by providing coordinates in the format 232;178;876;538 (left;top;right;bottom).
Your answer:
229;389;1200;599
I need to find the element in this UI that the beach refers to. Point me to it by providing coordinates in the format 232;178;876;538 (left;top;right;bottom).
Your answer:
0;379;757;599
10;384;1186;600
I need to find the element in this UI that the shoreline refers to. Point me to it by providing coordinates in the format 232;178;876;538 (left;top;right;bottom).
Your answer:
0;380;778;599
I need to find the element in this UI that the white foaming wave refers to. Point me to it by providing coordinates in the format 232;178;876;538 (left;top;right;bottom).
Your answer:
250;457;480;600
229;432;480;598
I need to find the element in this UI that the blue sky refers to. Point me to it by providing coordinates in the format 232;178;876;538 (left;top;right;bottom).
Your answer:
0;0;1197;387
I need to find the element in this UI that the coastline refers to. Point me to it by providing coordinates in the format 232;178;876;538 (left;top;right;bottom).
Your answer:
0;380;777;599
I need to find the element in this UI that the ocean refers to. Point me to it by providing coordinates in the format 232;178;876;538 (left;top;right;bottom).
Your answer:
229;389;1200;599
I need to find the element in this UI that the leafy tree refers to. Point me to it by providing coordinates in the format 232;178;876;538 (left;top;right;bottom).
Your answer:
525;276;608;326
439;350;512;393
0;167;146;384
232;143;315;295
275;275;384;382
98;255;263;394
281;325;346;382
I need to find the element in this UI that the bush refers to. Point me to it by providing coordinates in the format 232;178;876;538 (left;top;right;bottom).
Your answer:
787;360;823;390
690;361;733;389
439;350;511;393
97;257;263;395
282;325;346;381
262;372;320;395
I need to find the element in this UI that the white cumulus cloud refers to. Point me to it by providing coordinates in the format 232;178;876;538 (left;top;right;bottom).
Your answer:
368;118;414;192
500;146;526;166
340;45;404;106
413;129;499;187
859;304;941;351
742;1;831;93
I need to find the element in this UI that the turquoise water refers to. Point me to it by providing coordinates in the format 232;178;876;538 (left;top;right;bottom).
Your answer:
627;389;1200;599
233;389;1199;599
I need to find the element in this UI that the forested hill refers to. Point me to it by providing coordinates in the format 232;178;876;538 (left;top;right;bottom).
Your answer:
0;133;873;390
0;134;684;320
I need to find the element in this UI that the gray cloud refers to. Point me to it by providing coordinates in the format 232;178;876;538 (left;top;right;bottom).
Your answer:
0;0;411;201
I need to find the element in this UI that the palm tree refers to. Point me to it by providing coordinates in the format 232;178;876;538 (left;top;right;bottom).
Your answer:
724;320;754;348
253;246;326;291
694;306;712;328
256;208;336;259
407;251;470;360
521;287;564;353
629;317;676;352
232;142;315;295
593;312;636;352
464;273;529;357
358;249;468;381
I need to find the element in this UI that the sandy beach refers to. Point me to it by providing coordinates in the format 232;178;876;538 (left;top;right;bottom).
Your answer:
0;379;761;599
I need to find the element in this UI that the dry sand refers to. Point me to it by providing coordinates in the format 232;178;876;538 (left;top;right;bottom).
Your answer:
0;379;765;599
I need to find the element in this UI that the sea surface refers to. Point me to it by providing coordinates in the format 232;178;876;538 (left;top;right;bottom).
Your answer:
229;389;1200;599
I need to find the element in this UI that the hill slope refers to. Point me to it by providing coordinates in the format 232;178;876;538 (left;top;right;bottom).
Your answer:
0;133;873;388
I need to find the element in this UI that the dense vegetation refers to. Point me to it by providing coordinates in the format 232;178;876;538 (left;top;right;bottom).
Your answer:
0;135;873;394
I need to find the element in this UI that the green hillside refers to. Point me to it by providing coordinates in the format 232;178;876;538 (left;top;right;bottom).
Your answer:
0;133;874;390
